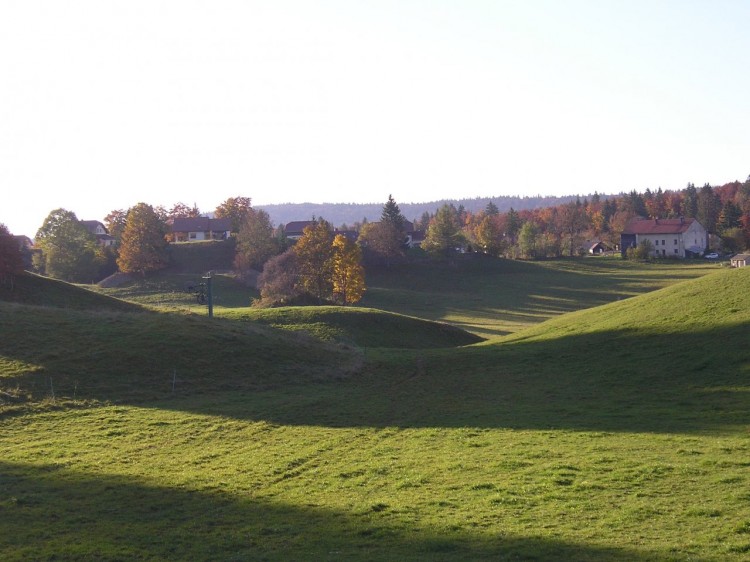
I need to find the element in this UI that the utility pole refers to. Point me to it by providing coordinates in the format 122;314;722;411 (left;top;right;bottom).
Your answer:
203;272;213;318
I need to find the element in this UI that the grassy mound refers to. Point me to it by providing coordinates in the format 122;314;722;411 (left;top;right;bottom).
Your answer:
0;301;359;413
222;306;484;349
92;270;257;309
0;272;139;312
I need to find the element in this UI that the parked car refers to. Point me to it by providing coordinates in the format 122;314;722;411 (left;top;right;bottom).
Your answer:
704;252;719;259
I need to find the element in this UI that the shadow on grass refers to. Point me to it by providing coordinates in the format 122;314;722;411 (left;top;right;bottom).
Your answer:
361;257;712;335
0;461;695;561
164;322;750;435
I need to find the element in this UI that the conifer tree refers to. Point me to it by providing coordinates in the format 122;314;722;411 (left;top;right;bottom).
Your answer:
422;204;464;257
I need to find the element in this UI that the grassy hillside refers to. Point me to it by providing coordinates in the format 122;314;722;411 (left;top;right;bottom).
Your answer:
0;300;357;412
221;306;483;349
167;239;236;272
363;255;719;337
2;265;749;560
0;272;139;312
92;270;257;310
92;256;718;337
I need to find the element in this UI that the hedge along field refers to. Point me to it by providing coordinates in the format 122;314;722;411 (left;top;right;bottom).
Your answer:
1;264;749;560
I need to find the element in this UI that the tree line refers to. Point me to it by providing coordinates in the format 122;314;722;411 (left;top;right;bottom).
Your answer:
413;178;750;259
2;176;748;302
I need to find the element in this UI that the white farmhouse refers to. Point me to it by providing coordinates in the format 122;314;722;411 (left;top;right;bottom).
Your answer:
621;218;707;258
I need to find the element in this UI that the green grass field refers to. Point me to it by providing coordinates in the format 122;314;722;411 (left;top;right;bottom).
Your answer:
2;259;749;560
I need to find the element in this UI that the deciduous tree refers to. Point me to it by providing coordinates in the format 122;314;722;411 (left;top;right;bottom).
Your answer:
104;209;127;241
234;209;280;272
117;203;169;276
472;214;504;256
215;196;252;233
35;209;101;282
0;223;24;287
517;221;538;259
293;219;334;303
358;221;404;266
331;234;365;304
256;250;301;306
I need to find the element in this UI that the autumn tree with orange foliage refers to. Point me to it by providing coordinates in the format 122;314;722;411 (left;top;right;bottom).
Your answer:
117;203;169;276
331;234;365;304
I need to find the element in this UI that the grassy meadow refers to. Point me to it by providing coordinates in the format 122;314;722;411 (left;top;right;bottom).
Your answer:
2;257;749;560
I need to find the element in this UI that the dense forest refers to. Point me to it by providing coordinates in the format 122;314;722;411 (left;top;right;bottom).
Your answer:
257;195;583;229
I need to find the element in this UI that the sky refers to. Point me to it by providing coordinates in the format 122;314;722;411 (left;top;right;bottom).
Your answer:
1;0;749;237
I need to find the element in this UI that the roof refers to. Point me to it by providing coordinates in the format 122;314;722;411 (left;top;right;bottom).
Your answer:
622;218;699;235
334;229;359;242
284;221;317;235
13;235;33;248
171;217;232;233
731;253;750;261
80;220;107;233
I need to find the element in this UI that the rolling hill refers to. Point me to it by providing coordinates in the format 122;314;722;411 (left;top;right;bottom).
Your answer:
2;265;750;560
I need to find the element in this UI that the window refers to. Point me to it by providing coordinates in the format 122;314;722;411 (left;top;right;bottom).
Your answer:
662;240;665;245
674;239;678;245
675;249;678;254
655;239;659;246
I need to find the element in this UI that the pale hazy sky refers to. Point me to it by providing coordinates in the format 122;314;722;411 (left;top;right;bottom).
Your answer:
2;1;749;236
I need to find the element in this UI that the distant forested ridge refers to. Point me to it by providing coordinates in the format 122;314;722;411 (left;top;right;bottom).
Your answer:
258;195;589;227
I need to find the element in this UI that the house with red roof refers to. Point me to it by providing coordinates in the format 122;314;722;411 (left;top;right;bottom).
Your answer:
621;217;707;258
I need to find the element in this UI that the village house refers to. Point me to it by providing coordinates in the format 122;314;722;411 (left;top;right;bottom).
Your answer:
282;219;424;249
621;217;708;258
587;240;613;255
730;253;750;268
171;217;232;243
282;221;318;241
81;220;117;247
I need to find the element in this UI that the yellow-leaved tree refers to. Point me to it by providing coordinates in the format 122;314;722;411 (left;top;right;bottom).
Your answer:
292;220;334;303
117;203;169;276
331;234;365;305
